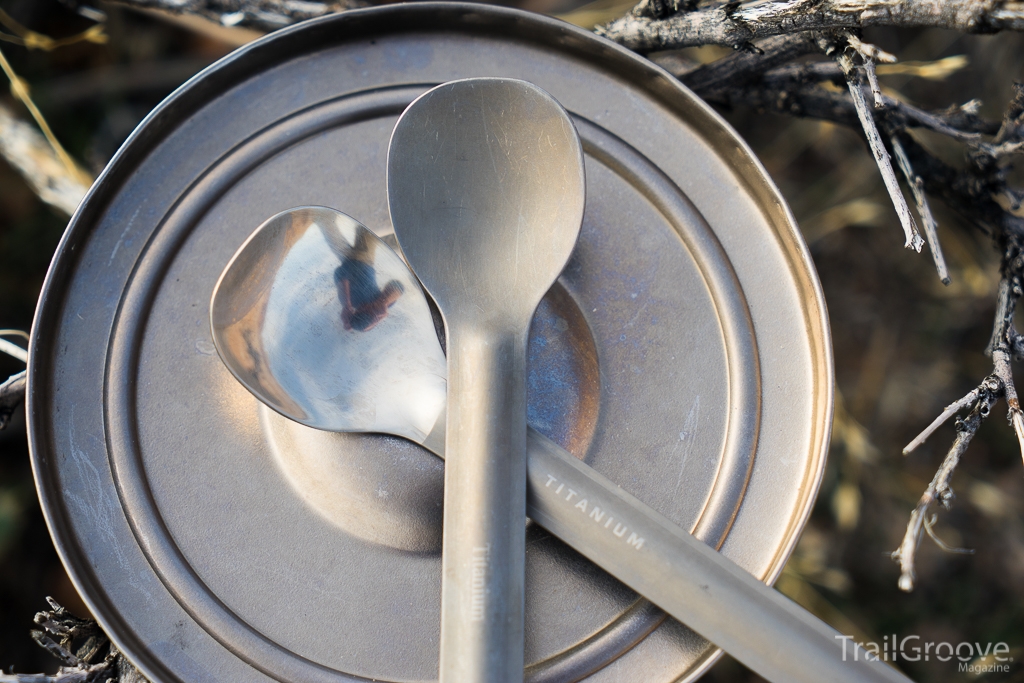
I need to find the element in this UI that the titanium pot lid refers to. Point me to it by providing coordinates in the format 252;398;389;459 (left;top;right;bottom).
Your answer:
27;5;833;683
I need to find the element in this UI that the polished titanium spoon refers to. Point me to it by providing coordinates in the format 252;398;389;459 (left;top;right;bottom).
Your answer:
387;78;586;683
210;206;911;683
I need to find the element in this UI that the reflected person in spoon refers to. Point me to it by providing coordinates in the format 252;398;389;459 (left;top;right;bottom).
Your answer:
335;227;405;332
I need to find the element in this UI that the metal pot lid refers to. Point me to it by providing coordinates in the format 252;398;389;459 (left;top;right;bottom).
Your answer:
27;5;832;683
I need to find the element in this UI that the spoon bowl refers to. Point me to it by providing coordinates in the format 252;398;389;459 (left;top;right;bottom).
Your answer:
388;79;586;325
210;206;448;445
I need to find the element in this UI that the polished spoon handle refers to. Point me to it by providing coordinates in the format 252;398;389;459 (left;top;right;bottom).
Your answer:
522;430;911;683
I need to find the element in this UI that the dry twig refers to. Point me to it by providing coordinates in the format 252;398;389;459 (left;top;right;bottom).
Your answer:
111;0;365;33
0;369;26;430
836;47;924;252
903;388;980;455
891;377;1000;591
593;1;1024;590
598;0;1024;52
0;599;146;683
890;135;949;283
0;103;90;215
0;47;91;188
892;266;1024;590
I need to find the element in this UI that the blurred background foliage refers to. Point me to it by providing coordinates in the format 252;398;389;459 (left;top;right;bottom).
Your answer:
0;1;1022;681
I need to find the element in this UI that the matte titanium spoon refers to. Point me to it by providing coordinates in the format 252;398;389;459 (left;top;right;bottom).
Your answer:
210;206;911;683
387;78;586;683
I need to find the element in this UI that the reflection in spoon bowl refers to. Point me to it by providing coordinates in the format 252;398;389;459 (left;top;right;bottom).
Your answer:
211;206;447;443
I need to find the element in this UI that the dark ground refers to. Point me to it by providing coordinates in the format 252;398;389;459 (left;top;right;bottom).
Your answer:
0;2;1022;681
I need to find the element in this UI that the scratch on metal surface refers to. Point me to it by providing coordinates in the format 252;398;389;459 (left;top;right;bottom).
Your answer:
672;395;701;510
64;406;154;600
623;300;650;331
108;206;141;267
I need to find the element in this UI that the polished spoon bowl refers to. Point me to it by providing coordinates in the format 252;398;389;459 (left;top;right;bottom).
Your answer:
210;206;911;683
387;78;586;683
209;205;447;450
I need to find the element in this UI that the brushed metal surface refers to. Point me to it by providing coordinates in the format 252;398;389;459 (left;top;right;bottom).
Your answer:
27;5;832;683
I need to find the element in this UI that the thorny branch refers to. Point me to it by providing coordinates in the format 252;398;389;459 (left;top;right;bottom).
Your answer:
0;599;145;683
836;45;924;252
890;134;949;283
894;271;1023;590
598;0;1024;52
892;385;995;591
598;0;1024;591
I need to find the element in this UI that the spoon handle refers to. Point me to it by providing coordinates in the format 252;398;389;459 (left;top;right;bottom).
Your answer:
526;430;912;683
440;327;528;683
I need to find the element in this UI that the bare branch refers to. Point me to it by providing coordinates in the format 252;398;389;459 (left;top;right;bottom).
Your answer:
897;267;1024;589
864;58;882;108
682;56;1023;272
0;599;148;682
599;0;1024;52
1;370;26;430
676;44;1000;270
890;135;950;283
884;80;1024;589
892;379;1000;591
922;514;974;555
701;56;974;104
843;34;894;108
0;103;89;216
690;49;1021;250
844;33;897;66
987;276;1018;355
900;131;1024;239
903;387;980;454
995;349;1024;466
29;631;82;669
880;96;985;142
111;0;364;33
674;32;821;93
976;139;1024;158
694;62;994;139
838;51;923;251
